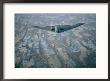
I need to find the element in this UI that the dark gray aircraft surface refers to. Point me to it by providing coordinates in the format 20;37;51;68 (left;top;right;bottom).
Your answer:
33;23;84;33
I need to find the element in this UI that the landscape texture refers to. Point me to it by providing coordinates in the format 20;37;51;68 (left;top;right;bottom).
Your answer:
15;13;96;68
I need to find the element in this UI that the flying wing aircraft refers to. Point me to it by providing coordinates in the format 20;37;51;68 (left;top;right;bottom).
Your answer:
33;23;84;33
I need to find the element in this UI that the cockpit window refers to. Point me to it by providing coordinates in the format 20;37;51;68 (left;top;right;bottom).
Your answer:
60;28;64;30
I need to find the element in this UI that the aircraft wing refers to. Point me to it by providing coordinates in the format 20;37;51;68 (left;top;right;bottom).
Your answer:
33;26;56;32
33;23;84;33
57;23;84;33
